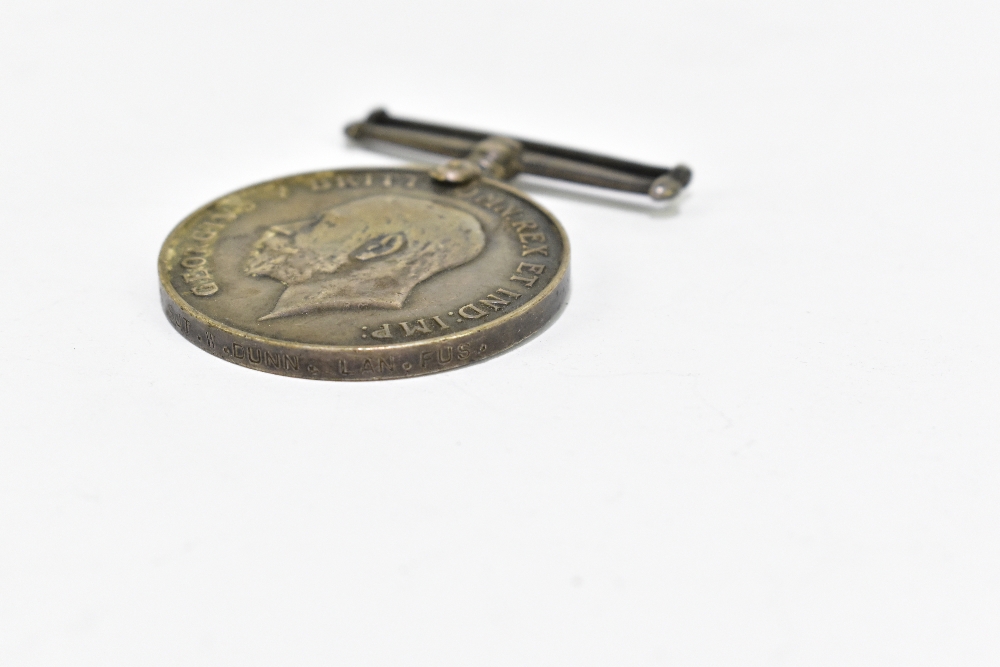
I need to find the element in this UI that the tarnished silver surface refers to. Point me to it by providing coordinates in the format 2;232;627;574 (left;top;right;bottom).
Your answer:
160;168;569;380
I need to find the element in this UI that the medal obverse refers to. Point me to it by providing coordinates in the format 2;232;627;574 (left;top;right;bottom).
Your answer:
160;168;568;380
159;110;690;380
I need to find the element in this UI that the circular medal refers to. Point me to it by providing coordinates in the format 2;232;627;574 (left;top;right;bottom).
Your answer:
159;168;570;380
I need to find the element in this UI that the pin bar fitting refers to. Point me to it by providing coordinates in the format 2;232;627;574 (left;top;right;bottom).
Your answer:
345;109;692;201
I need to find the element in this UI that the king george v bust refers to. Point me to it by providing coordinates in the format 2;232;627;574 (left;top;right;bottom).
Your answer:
245;195;486;320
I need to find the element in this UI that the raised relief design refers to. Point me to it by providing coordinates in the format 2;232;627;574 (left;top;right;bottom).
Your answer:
245;195;486;320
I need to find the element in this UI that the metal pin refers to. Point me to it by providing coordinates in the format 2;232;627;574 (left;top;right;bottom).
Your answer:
345;109;692;201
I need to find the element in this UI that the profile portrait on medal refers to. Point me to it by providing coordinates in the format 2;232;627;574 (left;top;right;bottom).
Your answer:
245;195;486;320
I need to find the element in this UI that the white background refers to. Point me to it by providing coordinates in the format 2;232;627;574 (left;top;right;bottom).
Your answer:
2;0;999;664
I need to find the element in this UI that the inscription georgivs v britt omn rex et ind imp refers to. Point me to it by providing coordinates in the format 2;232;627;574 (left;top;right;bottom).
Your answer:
159;168;568;380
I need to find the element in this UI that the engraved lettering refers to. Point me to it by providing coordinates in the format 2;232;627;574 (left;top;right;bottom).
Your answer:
171;314;191;334
284;355;299;370
400;319;433;336
247;347;262;364
183;268;211;282
458;304;488;319
265;351;281;368
215;195;255;216
510;262;545;288
518;232;545;244
361;358;375;373
371;324;393;339
516;262;546;275
479;294;510;311
204;196;254;224
499;203;521;220
495;287;522;299
378;357;395;372
509;274;538;287
335;175;359;188
437;346;453;363
521;245;549;257
233;343;245;359
420;350;435;368
431;315;450;329
181;220;228;295
190;229;218;242
476;192;506;212
510;220;537;234
457;344;471;360
338;359;354;375
191;283;218;296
